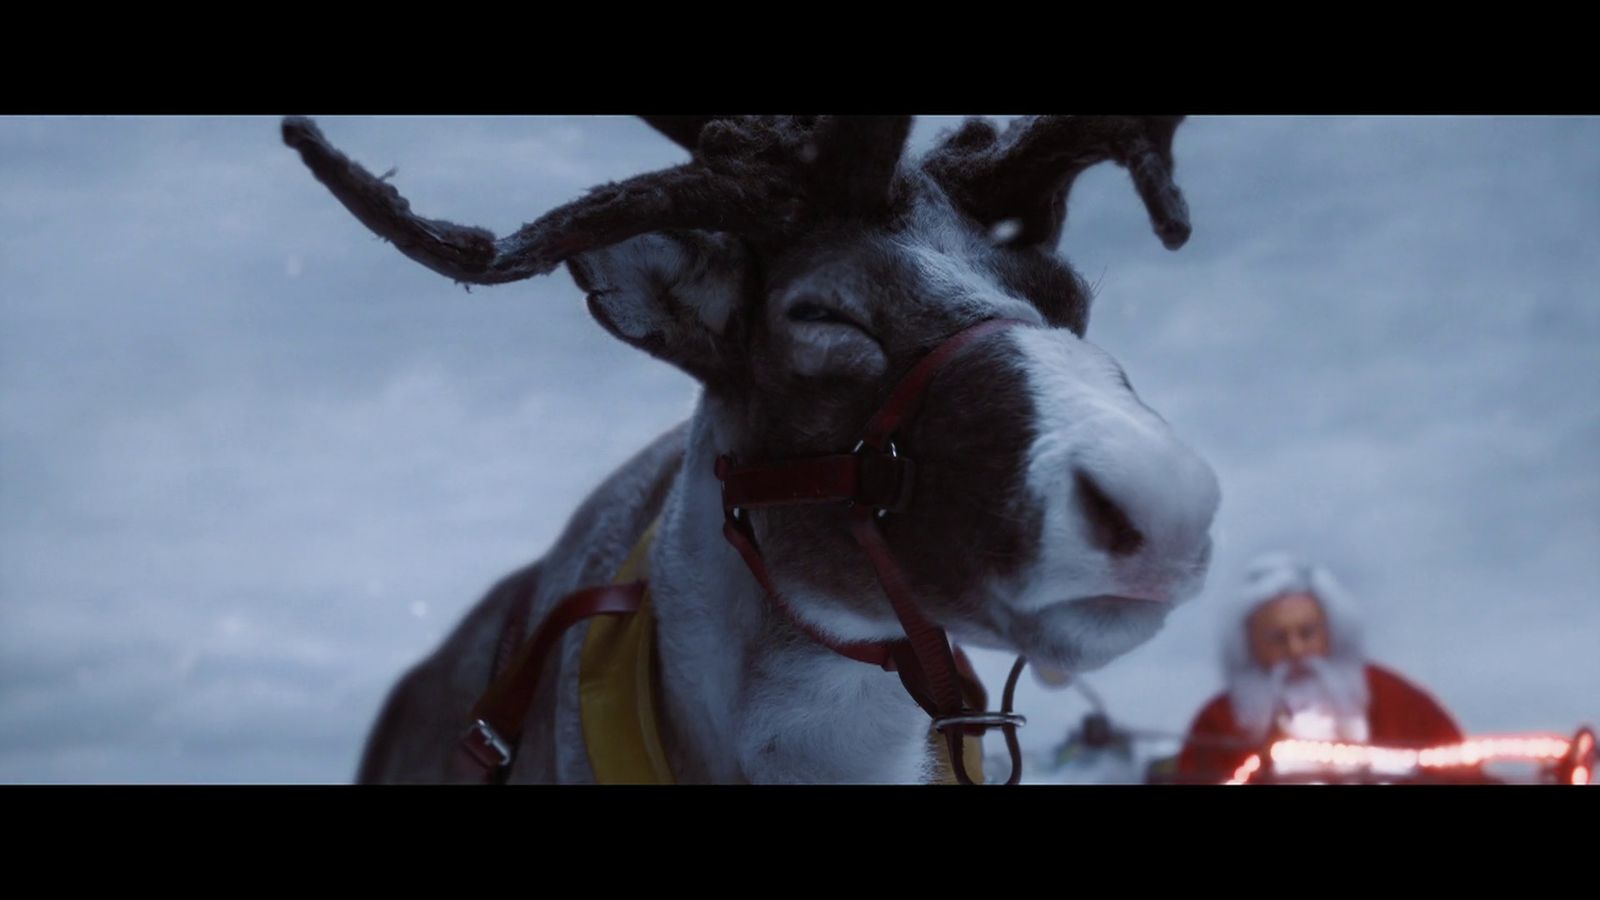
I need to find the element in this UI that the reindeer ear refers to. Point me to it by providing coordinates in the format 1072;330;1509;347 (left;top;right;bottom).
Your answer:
565;231;751;383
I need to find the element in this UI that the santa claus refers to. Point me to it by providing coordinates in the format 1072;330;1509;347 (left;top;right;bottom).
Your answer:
1174;553;1471;783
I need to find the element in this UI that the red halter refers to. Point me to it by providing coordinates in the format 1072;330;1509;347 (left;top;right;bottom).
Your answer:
459;317;1033;784
714;317;1031;785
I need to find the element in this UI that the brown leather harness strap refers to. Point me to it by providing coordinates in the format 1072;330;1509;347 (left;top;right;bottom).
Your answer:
457;581;646;782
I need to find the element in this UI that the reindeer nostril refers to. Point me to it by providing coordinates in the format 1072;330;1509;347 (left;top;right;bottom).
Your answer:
1074;470;1145;557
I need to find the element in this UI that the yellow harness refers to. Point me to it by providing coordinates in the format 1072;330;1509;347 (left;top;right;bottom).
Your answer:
575;520;983;784
577;520;675;783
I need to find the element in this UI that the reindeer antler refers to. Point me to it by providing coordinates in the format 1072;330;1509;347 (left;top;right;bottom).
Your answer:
923;115;1192;251
638;116;723;154
282;115;912;286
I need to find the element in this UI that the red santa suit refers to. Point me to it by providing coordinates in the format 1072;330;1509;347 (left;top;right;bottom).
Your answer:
1173;553;1478;784
1174;662;1466;783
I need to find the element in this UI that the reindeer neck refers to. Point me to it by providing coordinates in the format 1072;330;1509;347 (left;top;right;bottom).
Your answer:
644;395;937;784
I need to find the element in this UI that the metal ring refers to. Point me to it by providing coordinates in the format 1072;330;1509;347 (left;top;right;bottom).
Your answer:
850;439;902;517
464;719;513;768
932;712;1027;732
850;438;898;458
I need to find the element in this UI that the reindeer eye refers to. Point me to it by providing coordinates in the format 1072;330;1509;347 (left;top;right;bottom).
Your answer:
787;302;855;326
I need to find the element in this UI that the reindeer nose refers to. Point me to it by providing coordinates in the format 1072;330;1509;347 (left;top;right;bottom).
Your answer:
1074;470;1144;557
1070;438;1219;566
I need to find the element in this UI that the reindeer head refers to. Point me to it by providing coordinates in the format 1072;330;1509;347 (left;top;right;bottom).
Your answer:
285;115;1220;673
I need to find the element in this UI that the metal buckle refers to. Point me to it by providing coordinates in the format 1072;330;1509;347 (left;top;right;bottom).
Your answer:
932;711;1027;732
461;718;514;770
850;439;905;519
850;438;899;458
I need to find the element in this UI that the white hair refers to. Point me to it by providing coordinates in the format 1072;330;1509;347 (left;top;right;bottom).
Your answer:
1220;552;1370;738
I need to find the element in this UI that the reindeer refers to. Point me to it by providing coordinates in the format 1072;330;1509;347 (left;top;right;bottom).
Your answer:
283;115;1221;784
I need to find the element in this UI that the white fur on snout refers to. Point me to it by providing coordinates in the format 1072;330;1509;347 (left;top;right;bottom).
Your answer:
1001;328;1221;668
573;234;740;339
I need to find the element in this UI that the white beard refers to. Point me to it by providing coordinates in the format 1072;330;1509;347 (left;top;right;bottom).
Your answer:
1228;654;1371;742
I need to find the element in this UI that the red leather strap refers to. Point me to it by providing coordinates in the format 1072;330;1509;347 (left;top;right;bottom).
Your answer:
860;318;1021;451
849;508;963;712
721;513;900;670
848;510;951;679
456;581;647;781
718;453;915;513
726;506;1017;785
709;317;1032;785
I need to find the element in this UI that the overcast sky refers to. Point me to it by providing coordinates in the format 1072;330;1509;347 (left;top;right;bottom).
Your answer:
1;116;1595;783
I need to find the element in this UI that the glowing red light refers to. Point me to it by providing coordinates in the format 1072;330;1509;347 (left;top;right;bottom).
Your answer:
1233;731;1592;784
1227;755;1262;785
